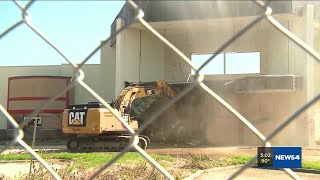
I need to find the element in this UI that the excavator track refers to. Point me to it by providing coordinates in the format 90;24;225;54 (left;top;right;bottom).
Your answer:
66;134;149;152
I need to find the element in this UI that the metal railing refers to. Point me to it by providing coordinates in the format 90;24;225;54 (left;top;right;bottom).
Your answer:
1;0;320;179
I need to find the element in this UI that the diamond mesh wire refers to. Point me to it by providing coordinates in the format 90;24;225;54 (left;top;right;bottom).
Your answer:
0;0;319;179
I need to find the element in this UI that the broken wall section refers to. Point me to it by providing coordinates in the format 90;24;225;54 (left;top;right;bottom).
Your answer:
163;75;307;147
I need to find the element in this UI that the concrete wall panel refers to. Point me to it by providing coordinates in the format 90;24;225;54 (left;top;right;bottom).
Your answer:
239;92;306;146
41;113;62;129
140;30;165;81
205;94;242;146
266;21;289;74
72;64;105;104
9;78;67;98
314;29;320;97
164;28;190;81
160;19;270;81
9;100;65;110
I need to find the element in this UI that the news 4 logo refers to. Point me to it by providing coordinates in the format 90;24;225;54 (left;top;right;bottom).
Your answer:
273;147;302;168
68;109;87;127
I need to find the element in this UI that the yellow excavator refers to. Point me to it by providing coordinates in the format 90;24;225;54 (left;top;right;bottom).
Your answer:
62;80;179;151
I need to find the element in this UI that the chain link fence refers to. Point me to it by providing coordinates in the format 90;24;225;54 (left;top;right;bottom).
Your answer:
1;0;320;179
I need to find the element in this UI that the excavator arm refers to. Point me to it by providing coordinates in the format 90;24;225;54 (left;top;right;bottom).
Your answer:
111;80;191;142
113;80;176;115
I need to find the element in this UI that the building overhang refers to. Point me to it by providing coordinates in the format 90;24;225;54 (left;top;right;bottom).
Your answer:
110;0;319;46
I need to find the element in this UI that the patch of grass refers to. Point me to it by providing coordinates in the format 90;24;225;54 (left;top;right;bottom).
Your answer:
225;156;253;165
0;153;32;160
184;154;253;170
0;152;175;168
302;161;320;170
3;152;320;173
151;154;175;162
50;152;114;168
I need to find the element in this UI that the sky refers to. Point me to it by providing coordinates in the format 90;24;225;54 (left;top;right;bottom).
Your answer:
0;0;260;74
0;1;126;66
191;52;260;75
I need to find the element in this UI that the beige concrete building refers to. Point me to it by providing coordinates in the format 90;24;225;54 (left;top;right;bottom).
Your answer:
0;64;107;139
0;1;319;147
100;0;320;147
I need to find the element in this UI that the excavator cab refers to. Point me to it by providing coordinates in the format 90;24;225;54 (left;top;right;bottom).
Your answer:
62;102;150;151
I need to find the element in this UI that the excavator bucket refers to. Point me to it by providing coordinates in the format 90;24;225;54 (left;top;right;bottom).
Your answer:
128;82;207;144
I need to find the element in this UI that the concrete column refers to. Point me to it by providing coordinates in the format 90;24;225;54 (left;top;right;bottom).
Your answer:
305;4;315;101
114;18;140;97
100;40;116;101
122;29;140;83
284;4;316;146
304;4;316;146
140;30;165;81
315;29;320;145
115;18;125;97
0;115;7;130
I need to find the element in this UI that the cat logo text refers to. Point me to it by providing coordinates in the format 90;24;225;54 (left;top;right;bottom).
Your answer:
68;110;87;127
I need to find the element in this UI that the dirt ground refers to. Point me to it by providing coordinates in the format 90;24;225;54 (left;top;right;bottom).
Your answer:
2;143;320;161
146;145;320;161
0;160;72;180
0;157;193;180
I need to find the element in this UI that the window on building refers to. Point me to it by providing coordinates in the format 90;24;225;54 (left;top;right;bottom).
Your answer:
191;52;260;75
191;53;224;75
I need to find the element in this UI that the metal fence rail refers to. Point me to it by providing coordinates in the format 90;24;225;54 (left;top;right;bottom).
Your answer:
1;0;319;179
